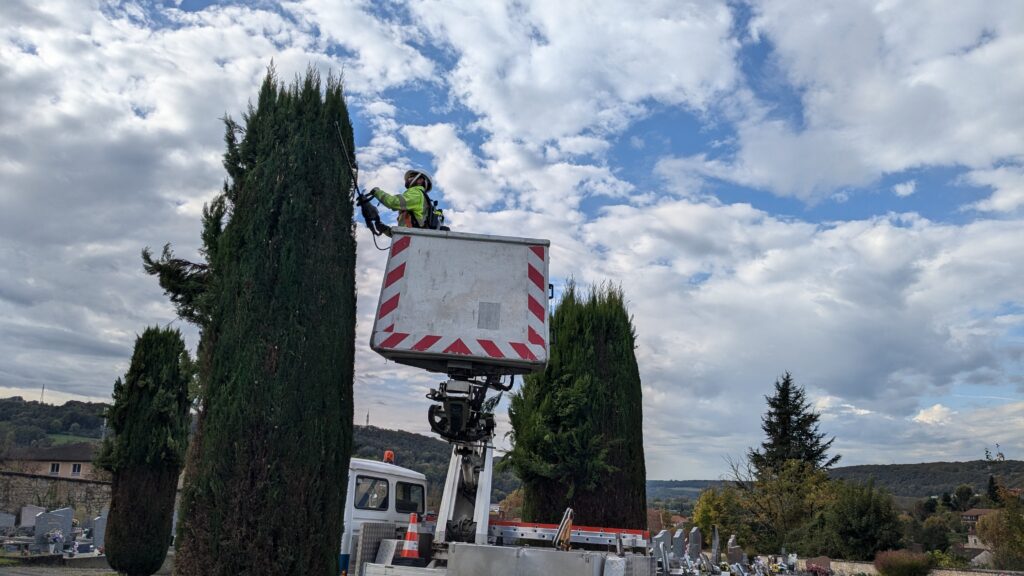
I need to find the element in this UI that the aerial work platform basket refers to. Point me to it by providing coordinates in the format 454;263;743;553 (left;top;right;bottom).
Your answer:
370;228;551;376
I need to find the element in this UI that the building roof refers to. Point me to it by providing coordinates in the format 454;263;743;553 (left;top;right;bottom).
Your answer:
962;508;996;517
3;442;97;462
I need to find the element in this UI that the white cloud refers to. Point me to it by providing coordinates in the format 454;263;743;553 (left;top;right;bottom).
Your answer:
912;403;955;425
893;180;916;197
409;0;739;143
281;0;435;92
683;0;1024;201
967;164;1024;212
2;0;1022;479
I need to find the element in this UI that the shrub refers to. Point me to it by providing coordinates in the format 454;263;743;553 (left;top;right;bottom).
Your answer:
874;550;931;576
926;550;968;569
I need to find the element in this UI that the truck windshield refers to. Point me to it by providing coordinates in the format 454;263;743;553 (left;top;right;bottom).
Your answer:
395;481;424;514
355;475;389;511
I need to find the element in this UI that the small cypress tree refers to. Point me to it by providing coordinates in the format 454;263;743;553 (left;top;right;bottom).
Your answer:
146;68;357;576
748;372;839;477
97;327;191;576
506;283;647;528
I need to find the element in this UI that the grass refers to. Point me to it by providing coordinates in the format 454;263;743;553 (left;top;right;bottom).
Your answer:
48;434;102;445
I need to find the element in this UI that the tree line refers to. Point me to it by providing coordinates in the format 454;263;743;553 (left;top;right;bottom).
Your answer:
691;372;1024;570
0;397;105;448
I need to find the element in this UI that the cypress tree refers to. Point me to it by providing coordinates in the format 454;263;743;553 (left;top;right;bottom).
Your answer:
506;283;648;529
97;327;191;576
748;372;839;477
145;68;357;575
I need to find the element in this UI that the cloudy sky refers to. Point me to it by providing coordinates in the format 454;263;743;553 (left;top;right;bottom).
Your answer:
2;0;1022;479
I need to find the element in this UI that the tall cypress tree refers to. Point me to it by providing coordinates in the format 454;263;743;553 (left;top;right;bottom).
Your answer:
144;68;357;575
748;372;839;476
97;327;191;576
505;283;648;529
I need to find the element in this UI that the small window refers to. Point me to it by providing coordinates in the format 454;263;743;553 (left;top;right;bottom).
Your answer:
72;464;82;477
49;463;60;475
354;476;389;511
396;481;425;515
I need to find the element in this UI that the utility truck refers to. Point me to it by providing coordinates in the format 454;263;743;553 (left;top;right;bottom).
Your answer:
338;132;653;573
339;456;428;574
342;226;655;576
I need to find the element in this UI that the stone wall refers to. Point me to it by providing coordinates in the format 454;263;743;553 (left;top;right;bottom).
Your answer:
0;470;110;521
798;558;1024;576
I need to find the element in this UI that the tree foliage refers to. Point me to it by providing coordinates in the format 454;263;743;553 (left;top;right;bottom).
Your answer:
692;486;751;546
828;461;1024;498
976;487;1024;570
505;283;647;528
798;480;902;560
729;459;834;553
147;67;357;576
0;397;106;447
748;372;839;476
96;327;191;576
953;483;977;511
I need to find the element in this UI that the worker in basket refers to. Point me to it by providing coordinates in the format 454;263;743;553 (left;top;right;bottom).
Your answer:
367;169;447;235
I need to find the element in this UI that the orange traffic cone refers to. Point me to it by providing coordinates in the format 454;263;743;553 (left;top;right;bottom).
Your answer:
399;513;420;559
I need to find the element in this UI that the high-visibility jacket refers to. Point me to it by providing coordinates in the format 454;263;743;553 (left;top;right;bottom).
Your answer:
372;185;426;228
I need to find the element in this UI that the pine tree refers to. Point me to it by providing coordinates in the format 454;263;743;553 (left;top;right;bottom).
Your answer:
505;283;647;529
748;372;839;476
96;327;192;576
145;68;357;575
988;475;1002;505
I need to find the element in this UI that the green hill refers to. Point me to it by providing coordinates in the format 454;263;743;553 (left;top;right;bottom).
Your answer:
0;396;105;448
828;460;1024;497
5;396;1021;504
352;424;521;505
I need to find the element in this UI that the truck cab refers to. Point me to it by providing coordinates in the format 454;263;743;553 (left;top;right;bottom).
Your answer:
340;457;427;574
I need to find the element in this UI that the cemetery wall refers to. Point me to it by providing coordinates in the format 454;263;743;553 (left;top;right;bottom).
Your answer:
799;558;1024;576
0;470;110;519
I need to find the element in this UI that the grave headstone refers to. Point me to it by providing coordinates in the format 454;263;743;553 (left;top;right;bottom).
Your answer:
672;528;685;558
711;525;720;563
727;534;745;565
0;512;15;529
687;526;702;560
659;541;670;573
92;511;107;550
653;529;670;557
19;505;45;528
51;507;73;538
34;512;66;547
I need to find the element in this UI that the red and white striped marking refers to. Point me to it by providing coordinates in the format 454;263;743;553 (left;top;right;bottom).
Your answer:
372;234;548;364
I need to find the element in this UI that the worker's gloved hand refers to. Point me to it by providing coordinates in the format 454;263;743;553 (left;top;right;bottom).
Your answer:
370;187;383;198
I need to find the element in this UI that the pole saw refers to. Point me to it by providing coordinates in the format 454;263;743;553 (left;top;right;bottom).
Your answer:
335;121;390;238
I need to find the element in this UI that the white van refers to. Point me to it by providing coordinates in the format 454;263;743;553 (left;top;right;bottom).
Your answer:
340;457;428;575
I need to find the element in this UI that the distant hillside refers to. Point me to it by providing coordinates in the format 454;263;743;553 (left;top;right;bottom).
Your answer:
829;460;1024;497
5;397;1020;503
646;479;721;500
352;425;521;504
0;396;106;447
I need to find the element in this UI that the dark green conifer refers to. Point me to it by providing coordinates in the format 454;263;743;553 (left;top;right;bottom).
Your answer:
97;327;192;576
748;372;839;477
145;68;357;575
506;283;647;529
